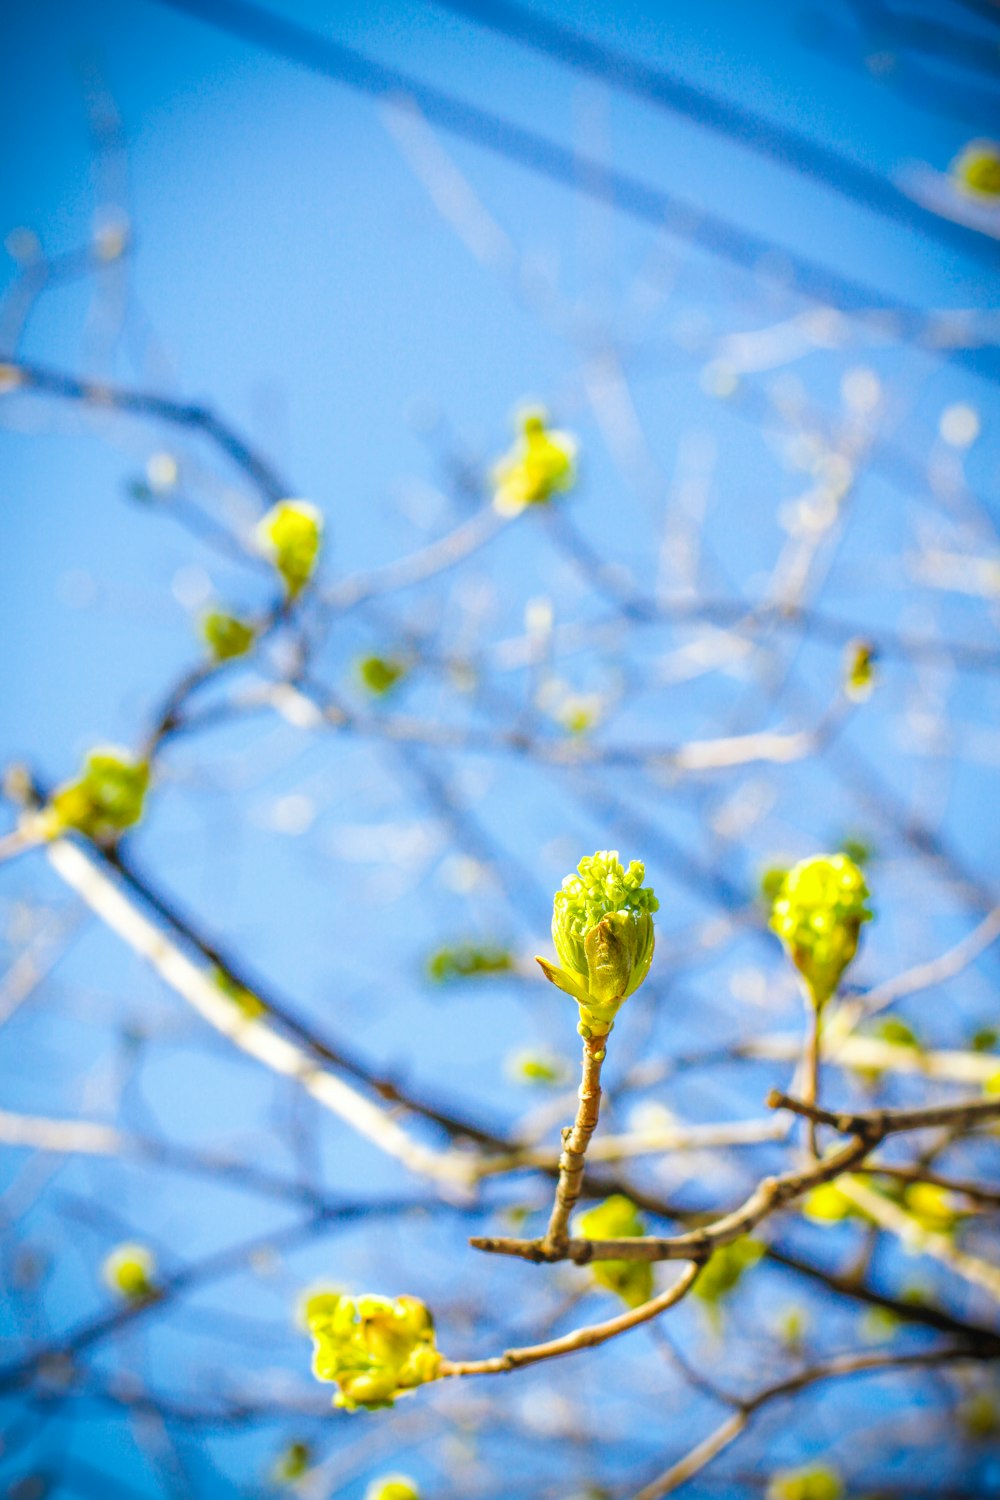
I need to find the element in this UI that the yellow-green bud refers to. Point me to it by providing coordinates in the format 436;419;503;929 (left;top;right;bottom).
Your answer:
903;1182;961;1236
103;1243;157;1300
493;407;577;516
766;1466;843;1500
357;655;407;696
257;500;323;598
44;747;149;844
769;853;872;1007
952;140;1000;199
201;609;256;662
307;1293;440;1411
536;851;657;1038
212;967;267;1021
506;1049;570;1087
271;1441;312;1485
801;1181;857;1224
962;1389;1000;1440
692;1237;764;1308
365;1478;420;1500
294;1280;345;1331
575;1195;654;1309
844;638;877;702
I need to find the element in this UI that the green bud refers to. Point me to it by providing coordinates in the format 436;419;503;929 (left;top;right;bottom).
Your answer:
506;1049;570;1087
257;500;323;598
365;1479;420;1500
860;1304;901;1343
493;407;577;516
843;638;877;702
692;1237;764;1308
769;853;872;1007
271;1441;312;1486
357;654;407;696
103;1243;157;1301
307;1293;440;1411
903;1182;961;1236
45;747;149;844
766;1465;843;1500
536;851;657;1038
952;140;1000;199
800;1181;857;1225
759;865;789;904
961;1388;1000;1440
575;1195;654;1309
294;1280;345;1331
201;609;256;662
426;944;512;983
213;967;267;1021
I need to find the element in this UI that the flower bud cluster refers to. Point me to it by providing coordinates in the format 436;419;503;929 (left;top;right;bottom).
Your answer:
201;610;256;662
769;853;872;1006
493;408;577;516
257;499;323;598
45;747;149;844
307;1293;440;1410
537;851;658;1038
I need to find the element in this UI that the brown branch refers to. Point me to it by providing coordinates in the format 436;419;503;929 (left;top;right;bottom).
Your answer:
767;1090;1000;1139
857;1161;1000;1210
439;1260;701;1378
471;1091;1000;1265
542;1033;607;1253
627;1346;985;1499
471;1132;871;1264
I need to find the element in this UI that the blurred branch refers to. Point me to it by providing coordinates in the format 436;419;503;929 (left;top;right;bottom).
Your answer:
42;836;479;1195
628;1346;987;1499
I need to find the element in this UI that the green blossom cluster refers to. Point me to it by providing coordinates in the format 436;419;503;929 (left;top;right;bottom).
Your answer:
492;408;577;516
103;1242;157;1300
307;1293;440;1410
537;851;658;1038
45;747;149;843
575;1194;653;1309
769;854;872;1006
257;499;323;598
201;609;256;662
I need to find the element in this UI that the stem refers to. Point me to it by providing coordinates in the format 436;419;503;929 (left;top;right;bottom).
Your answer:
803;997;823;1157
542;1033;607;1253
439;1260;700;1377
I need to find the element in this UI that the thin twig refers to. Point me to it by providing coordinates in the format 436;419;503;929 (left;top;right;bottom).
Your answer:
542;1034;607;1253
439;1260;701;1377
627;1346;984;1498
